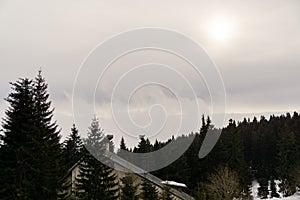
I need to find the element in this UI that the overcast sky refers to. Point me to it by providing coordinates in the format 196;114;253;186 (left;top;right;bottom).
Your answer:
1;0;300;147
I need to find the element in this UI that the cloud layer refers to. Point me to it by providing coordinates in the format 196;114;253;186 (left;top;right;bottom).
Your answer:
1;0;299;146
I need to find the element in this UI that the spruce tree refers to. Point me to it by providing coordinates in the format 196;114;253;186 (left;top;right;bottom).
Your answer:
0;78;37;199
33;70;62;199
140;180;159;200
120;175;139;200
60;124;83;199
34;71;63;199
63;124;83;169
120;137;128;151
276;122;298;196
118;137;132;163
257;178;268;199
270;179;279;198
76;117;119;200
134;135;153;153
132;136;154;171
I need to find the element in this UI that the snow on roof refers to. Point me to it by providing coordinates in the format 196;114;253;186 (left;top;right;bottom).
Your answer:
161;180;187;188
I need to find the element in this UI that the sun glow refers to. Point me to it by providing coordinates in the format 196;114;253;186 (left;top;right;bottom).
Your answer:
209;18;234;41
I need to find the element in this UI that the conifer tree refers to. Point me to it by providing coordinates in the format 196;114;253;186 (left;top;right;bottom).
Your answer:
0;78;37;199
270;179;280;198
33;70;62;199
276;122;298;196
120;137;128;151
59;124;83;199
63;124;83;169
117;137;133;163
257;178;268;198
120;175;139;200
76;117;119;200
132;135;154;170
140;180;159;200
134;135;153;153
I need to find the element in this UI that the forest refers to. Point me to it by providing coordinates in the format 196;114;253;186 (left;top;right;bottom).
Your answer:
0;72;300;200
125;113;300;199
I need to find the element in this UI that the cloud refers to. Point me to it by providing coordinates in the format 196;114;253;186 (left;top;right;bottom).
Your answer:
0;0;299;145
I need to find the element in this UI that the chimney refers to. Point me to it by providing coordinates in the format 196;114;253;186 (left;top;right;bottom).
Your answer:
106;135;113;151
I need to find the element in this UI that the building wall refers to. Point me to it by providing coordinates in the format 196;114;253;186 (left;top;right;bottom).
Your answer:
63;162;184;200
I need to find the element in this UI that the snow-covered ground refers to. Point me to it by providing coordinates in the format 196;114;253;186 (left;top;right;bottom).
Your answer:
254;194;300;200
251;180;300;200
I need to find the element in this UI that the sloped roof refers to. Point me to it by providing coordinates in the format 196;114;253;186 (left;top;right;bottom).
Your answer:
104;151;194;200
64;151;194;200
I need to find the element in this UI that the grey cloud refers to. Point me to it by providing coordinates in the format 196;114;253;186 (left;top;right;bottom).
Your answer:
0;0;299;142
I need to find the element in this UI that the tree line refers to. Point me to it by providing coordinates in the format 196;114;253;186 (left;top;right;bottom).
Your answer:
119;114;300;199
1;72;300;199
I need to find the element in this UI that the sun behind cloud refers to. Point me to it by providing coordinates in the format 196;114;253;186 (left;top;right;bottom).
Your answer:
208;17;235;42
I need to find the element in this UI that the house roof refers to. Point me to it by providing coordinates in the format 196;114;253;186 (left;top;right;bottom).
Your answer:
64;151;194;200
104;151;194;200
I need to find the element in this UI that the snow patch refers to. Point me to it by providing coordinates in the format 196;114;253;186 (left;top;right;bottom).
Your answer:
251;180;300;200
161;180;187;188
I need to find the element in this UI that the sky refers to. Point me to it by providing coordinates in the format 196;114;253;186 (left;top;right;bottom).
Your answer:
0;0;300;147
